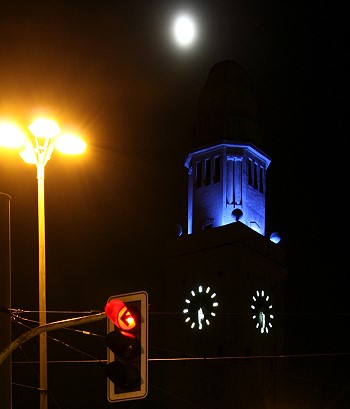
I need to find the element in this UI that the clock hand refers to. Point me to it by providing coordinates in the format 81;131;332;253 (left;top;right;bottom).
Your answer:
198;307;204;330
260;312;266;333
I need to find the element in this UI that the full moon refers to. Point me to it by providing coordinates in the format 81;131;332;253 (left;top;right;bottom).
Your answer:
173;14;197;47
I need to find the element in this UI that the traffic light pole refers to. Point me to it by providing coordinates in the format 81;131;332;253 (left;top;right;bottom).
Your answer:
0;312;106;367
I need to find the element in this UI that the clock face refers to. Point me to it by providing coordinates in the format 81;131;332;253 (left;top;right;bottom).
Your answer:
183;285;219;329
250;290;274;334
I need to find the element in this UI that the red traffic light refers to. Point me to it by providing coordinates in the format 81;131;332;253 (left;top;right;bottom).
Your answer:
105;299;139;331
105;291;148;403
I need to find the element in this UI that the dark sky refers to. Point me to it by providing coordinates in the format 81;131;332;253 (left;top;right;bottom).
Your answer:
0;1;347;408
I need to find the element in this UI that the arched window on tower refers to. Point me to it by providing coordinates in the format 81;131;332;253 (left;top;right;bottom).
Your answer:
259;166;264;193
213;156;221;183
247;158;253;186
204;158;212;186
195;161;202;188
253;163;258;190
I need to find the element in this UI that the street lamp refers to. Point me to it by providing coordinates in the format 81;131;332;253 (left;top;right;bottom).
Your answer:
0;118;86;409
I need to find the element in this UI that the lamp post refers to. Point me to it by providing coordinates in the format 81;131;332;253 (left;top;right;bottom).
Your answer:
0;192;11;409
0;118;86;409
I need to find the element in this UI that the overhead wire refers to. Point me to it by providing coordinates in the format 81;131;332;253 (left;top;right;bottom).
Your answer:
9;306;350;408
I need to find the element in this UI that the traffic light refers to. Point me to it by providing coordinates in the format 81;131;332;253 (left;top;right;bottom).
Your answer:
105;291;148;402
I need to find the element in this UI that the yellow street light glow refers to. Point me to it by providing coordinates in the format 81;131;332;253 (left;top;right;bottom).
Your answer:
0;114;87;409
28;118;61;138
0;123;25;148
19;147;36;165
55;134;86;154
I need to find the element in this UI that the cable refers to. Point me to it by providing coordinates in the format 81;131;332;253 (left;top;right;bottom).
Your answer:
45;334;100;361
8;308;102;314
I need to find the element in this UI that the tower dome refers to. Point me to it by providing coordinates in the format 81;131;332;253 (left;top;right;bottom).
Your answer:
192;60;264;148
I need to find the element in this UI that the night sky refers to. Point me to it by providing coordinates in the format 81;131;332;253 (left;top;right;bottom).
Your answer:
0;1;348;408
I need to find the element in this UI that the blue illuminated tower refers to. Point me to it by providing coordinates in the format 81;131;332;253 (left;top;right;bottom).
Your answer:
159;61;287;409
186;60;271;236
185;141;270;235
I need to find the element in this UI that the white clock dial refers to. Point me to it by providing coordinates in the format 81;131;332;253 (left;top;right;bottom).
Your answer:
183;285;218;330
250;289;274;334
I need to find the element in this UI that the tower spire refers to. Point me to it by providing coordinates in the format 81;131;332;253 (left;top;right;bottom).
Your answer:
186;61;270;236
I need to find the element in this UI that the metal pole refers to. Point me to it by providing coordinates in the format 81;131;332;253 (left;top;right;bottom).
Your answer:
37;164;47;409
0;192;12;409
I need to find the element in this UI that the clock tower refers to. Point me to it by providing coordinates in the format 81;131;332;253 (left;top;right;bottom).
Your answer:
159;61;287;409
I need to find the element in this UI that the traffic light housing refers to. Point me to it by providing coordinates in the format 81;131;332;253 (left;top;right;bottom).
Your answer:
105;291;148;402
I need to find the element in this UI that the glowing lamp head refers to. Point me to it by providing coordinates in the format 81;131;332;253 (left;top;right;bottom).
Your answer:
0;123;25;148
28;118;61;138
19;147;36;164
55;133;86;154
